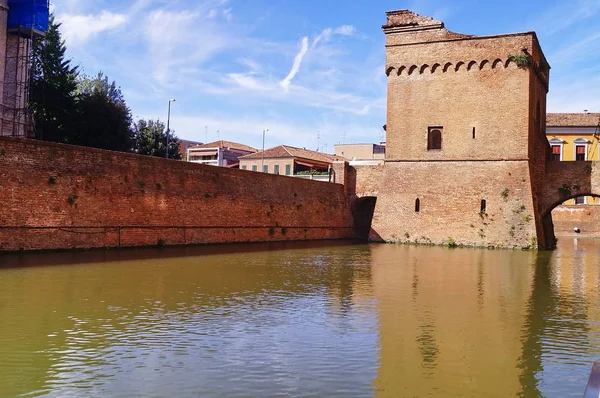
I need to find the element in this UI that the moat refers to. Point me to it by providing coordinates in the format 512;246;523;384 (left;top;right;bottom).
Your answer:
1;238;599;397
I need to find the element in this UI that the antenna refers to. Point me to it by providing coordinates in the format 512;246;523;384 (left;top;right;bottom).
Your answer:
216;129;220;139
317;131;320;152
205;126;208;143
342;130;346;144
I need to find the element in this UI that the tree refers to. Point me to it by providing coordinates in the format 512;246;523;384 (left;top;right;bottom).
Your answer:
132;118;181;159
29;15;78;142
73;72;134;152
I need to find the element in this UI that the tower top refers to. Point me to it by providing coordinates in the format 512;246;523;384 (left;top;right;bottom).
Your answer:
382;10;471;45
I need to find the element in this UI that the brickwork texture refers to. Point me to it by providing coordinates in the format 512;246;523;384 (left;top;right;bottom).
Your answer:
0;137;354;252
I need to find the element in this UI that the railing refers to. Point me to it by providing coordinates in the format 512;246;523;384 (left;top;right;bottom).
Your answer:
584;360;600;398
291;174;331;182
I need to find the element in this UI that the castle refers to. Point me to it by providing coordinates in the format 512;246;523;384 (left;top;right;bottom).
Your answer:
349;10;587;249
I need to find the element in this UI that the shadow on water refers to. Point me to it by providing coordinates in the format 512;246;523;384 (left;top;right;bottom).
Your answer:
0;239;369;269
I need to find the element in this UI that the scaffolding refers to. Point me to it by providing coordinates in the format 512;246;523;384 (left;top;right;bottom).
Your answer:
1;0;48;137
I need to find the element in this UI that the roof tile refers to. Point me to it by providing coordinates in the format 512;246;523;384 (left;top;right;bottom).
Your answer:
547;113;600;127
189;140;257;153
239;145;346;162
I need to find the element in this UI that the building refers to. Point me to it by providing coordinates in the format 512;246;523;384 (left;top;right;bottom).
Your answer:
334;143;385;163
178;139;203;159
238;145;344;176
186;140;257;167
546;112;600;205
0;0;50;138
364;9;552;248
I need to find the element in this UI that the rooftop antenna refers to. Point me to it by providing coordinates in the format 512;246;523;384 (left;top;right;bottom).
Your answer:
216;129;220;140
342;130;346;144
205;125;208;143
317;131;320;152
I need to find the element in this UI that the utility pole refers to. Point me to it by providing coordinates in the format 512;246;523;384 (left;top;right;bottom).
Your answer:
165;99;176;158
262;128;268;171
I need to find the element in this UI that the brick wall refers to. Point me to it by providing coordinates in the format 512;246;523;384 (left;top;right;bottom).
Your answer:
552;206;600;234
370;161;538;248
0;137;354;251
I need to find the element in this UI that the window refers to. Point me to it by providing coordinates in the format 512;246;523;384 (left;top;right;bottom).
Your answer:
574;138;588;161
252;165;257;171
472;127;476;139
576;146;586;161
575;196;585;205
551;145;561;161
263;165;268;173
480;199;486;214
274;165;280;175
415;198;420;213
241;165;247;170
285;164;291;175
549;138;563;161
373;145;386;154
427;127;442;150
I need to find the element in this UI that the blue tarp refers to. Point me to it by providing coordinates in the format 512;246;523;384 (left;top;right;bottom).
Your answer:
7;0;49;32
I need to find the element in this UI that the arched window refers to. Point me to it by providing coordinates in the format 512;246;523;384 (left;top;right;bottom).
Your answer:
480;199;486;214
427;127;442;150
415;198;420;213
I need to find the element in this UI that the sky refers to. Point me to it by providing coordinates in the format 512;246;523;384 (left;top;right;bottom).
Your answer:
53;0;600;151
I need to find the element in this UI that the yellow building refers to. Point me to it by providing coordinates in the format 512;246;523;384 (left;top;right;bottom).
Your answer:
546;113;600;204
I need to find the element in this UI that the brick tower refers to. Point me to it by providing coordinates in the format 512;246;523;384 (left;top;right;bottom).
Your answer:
369;10;552;249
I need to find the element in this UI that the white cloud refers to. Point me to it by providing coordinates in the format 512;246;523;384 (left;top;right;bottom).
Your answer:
58;11;127;46
333;25;355;36
144;9;230;85
280;37;309;92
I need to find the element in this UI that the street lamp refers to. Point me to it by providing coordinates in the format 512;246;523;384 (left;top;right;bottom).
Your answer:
165;98;176;158
261;128;268;171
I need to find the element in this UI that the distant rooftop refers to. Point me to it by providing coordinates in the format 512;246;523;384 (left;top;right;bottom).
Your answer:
547;113;600;127
240;145;346;162
189;140;257;153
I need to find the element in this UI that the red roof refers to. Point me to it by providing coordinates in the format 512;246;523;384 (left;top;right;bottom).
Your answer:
239;145;346;163
189;140;257;153
547;113;600;127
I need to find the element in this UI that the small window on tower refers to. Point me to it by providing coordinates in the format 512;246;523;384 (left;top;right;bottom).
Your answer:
427;127;442;150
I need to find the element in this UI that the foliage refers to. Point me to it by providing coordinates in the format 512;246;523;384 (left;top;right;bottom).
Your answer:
508;52;531;68
445;237;458;248
30;15;78;143
31;17;137;153
500;188;509;199
71;72;134;152
132;119;181;159
558;184;571;197
296;169;329;175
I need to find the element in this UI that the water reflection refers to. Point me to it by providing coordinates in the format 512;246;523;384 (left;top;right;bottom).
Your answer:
1;239;600;397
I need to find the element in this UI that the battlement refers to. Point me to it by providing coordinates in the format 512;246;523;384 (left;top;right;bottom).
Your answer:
382;10;471;45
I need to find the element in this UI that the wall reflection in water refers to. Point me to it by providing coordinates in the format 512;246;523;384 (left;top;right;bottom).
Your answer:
1;238;600;397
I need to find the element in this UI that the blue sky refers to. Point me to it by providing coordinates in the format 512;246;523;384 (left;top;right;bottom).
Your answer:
54;0;600;151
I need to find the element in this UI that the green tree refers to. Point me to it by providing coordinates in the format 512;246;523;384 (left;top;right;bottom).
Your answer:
73;72;134;152
132;118;181;159
29;15;78;142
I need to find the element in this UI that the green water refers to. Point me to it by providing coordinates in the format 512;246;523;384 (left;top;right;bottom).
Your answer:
1;238;599;397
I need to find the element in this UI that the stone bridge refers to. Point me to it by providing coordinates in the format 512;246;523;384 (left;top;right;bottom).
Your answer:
539;161;600;217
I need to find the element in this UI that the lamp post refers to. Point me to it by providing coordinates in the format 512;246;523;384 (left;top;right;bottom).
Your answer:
261;128;268;171
165;98;176;158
